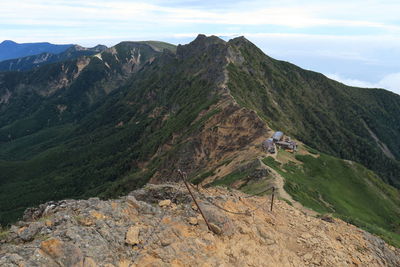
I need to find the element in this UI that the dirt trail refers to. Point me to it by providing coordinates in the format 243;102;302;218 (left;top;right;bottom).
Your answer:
258;157;317;216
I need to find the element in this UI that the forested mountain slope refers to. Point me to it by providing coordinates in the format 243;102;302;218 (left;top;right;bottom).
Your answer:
0;44;107;72
226;37;400;187
0;34;399;234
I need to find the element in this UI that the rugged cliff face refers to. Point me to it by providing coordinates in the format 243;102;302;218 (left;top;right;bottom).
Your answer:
1;184;399;266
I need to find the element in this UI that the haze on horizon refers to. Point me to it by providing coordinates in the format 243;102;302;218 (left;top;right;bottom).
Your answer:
1;0;399;95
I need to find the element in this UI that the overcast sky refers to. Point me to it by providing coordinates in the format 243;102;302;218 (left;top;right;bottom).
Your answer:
1;0;399;95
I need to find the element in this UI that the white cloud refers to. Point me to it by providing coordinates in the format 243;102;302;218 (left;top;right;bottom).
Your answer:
326;74;376;88
1;0;400;32
326;73;400;95
378;73;400;94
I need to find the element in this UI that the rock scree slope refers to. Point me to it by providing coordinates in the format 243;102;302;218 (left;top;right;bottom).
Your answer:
1;184;399;267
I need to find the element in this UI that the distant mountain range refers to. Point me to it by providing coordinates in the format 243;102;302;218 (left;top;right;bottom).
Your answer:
0;44;107;71
0;40;75;61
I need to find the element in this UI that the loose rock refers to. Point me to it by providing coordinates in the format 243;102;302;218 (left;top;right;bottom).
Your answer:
159;199;172;207
0;183;398;267
18;222;42;241
125;225;140;245
188;217;198;225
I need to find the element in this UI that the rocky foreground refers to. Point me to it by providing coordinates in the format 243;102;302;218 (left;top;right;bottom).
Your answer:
1;184;399;266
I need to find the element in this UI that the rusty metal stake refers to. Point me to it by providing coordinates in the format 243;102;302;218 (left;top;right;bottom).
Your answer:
178;170;212;232
270;186;275;212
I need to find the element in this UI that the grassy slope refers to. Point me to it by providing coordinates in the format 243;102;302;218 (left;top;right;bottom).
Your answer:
210;168;255;187
263;151;400;247
137;41;177;53
227;38;400;188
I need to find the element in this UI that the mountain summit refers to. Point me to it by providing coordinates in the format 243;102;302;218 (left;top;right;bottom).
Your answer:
0;34;399;247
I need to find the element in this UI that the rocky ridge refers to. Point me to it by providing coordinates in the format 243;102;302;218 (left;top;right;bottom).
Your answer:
1;184;399;266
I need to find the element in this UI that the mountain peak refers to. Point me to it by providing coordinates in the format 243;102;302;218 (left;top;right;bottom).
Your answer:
92;44;108;52
229;35;250;44
1;40;17;45
68;44;85;51
176;34;227;59
192;34;226;45
65;44;107;53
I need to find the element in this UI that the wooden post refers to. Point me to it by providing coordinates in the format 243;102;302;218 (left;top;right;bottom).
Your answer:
270;187;275;212
178;170;212;232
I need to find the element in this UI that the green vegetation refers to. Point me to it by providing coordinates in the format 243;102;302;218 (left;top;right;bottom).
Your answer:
0;38;224;225
191;169;216;185
227;37;400;188
190;157;235;185
209;161;260;187
263;156;281;169
263;154;400;247
240;178;272;196
278;197;293;206
210;169;251;187
0;226;9;240
137;41;177;53
1;33;400;256
0;45;106;72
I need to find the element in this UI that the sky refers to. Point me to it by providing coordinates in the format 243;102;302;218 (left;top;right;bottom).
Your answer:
1;0;400;95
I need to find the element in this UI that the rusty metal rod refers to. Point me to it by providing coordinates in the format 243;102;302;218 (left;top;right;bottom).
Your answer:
178;170;212;232
270;186;275;212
